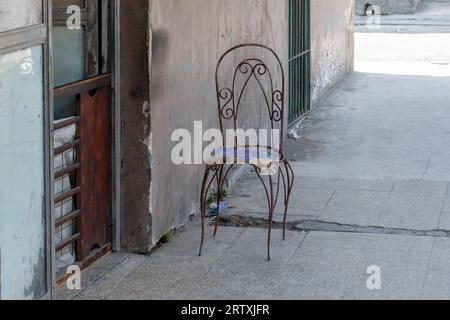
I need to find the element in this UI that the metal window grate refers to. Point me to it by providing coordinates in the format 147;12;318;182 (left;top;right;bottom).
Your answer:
289;0;311;124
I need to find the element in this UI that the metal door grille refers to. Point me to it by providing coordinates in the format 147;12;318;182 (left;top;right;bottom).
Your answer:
289;0;311;124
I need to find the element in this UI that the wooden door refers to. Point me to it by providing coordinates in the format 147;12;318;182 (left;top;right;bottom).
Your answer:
77;84;110;258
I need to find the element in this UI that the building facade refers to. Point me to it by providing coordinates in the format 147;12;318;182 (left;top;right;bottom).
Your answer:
0;0;354;299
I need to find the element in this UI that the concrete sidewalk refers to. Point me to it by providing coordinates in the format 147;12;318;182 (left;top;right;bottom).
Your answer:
227;38;450;231
58;13;450;301
57;225;450;300
57;77;450;299
227;175;450;232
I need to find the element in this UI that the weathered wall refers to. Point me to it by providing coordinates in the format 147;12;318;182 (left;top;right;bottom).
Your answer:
148;0;288;244
355;0;421;15
310;0;355;105
120;0;153;253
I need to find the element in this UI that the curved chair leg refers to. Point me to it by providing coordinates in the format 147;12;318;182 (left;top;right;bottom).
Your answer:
279;166;288;240
267;174;275;261
282;159;295;241
199;166;219;257
214;164;235;237
213;166;224;237
255;167;280;261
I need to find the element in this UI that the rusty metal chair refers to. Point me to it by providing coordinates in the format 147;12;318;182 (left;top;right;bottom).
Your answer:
199;43;295;261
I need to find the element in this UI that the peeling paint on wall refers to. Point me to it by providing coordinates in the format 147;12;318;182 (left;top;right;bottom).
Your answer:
310;0;355;105
120;0;153;253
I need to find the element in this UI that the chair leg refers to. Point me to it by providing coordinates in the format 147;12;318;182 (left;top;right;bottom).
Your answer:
199;166;216;257
267;174;275;261
213;165;224;237
282;160;295;241
255;168;278;261
279;166;288;240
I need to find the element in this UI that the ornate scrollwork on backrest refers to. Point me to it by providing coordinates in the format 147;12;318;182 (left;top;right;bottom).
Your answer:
215;44;286;150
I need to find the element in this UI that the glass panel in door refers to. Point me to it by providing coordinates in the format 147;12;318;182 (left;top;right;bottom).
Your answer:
0;45;47;300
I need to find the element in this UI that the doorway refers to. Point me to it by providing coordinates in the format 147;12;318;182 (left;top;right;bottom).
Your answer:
51;0;114;277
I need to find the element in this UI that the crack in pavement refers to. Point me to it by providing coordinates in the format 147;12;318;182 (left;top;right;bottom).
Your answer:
218;214;450;238
421;140;448;180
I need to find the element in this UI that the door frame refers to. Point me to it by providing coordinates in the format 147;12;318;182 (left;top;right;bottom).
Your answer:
46;0;122;297
111;0;122;255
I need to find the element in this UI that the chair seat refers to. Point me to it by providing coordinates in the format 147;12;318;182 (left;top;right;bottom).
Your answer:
206;146;282;169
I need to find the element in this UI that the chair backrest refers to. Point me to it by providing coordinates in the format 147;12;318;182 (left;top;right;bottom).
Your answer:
215;43;286;153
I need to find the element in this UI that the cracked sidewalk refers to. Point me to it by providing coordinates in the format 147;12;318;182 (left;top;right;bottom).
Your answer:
57;225;450;300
